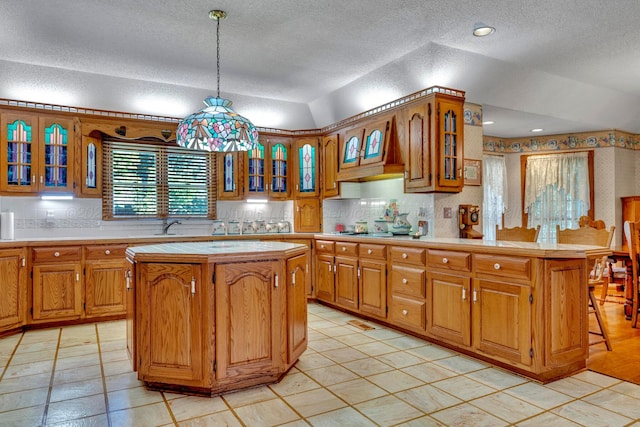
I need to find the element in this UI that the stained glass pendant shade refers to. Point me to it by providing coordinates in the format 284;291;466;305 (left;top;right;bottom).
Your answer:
176;10;258;152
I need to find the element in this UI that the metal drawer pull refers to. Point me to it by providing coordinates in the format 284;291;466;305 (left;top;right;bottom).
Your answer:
494;263;501;270
274;274;279;288
473;289;478;303
402;278;408;284
76;272;80;282
367;249;372;254
105;249;111;255
292;271;296;286
54;252;60;257
462;288;467;300
191;277;196;295
442;257;448;264
402;253;408;259
126;271;131;290
402;309;408;316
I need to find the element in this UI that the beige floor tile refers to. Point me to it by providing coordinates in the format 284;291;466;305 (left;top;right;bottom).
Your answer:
401;362;458;383
53;363;102;385
107;385;164;411
375;350;424;368
610;381;640;398
47;413;110;426
432;375;496;401
321;346;368;363
470;392;544;423
58;335;98;348
97;320;127;340
284;387;346;417
307;337;347;352
545;377;602;398
384;335;429;350
294;353;335;371
551;400;633;426
352;341;398;357
315;325;361;337
54;352;101;371
278;420;311;427
515;412;582;427
466;367;529;389
396;384;462;413
7;348;56;365
0;404;45;427
572;369;623;387
328;378;388;405
504;382;574;410
362;327;405;341
432;354;489;374
268;371;321;396
355;394;424;426
366;370;424;393
50;377;104;403
341;357;394;377
0;386;49;412
109;401;174;427
307;319;339;330
333;332;377;346
222;385;278;408
406;344;458;361
56;344;99;359
432;402;508;426
3;359;53;378
45;393;106;425
583;388;640;419
233;398;300;426
0;371;52;394
104;372;144;393
0;334;21;355
177;409;242;427
20;328;60;345
100;339;127;353
307;406;377;426
100;348;130;364
396;415;443;426
102;359;133;377
168;394;228;421
304;364;359;387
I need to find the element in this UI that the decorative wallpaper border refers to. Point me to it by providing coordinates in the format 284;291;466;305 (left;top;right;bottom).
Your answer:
483;129;640;153
464;104;483;127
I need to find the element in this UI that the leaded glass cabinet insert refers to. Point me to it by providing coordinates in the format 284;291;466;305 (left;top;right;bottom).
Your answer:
7;119;33;188
247;140;265;194
438;99;463;189
298;142;315;193
271;143;287;195
43;123;69;188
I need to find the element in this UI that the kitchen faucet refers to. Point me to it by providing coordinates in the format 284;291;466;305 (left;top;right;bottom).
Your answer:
162;218;181;234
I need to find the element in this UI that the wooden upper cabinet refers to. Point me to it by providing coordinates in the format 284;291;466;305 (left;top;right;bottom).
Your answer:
245;136;291;200
1;112;77;194
294;198;322;232
293;137;320;198
321;134;339;198
359;119;389;166
216;152;244;200
79;135;102;197
340;127;364;170
403;93;465;193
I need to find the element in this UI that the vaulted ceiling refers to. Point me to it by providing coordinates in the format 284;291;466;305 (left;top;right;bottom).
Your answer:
2;0;639;138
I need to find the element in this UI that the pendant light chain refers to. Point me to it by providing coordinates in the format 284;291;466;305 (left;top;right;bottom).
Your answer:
216;16;221;98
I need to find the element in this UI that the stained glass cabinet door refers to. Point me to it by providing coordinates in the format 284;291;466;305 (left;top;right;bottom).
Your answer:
1;113;39;193
437;99;463;190
39;116;75;193
217;152;243;200
294;137;320;198
359;119;389;166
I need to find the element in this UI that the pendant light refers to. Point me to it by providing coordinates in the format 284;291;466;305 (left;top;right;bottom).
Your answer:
176;10;259;152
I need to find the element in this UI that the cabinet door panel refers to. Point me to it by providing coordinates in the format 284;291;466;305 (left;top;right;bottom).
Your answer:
85;261;127;317
0;249;26;330
321;135;339;198
335;256;358;310
32;263;82;321
427;271;471;346
359;259;387;319
473;279;532;366
2;113;39;193
287;254;308;364
294;199;321;232
315;254;335;302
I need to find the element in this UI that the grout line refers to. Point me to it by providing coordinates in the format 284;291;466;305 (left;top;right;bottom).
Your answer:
41;327;63;426
95;323;113;427
0;332;25;383
160;392;179;426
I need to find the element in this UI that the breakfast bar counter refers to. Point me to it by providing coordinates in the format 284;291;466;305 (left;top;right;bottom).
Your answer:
125;241;309;396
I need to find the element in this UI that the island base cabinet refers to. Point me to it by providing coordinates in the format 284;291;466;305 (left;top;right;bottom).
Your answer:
287;254;308;365
214;260;283;389
138;263;206;388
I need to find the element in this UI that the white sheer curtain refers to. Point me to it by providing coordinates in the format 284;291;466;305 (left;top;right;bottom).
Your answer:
482;155;508;240
524;152;590;243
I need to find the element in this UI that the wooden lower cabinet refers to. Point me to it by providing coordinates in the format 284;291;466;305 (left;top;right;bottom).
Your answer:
335;254;358;310
427;271;470;345
0;248;26;332
125;260;136;371
138;262;206;387
359;258;386;319
287;254;308;363
84;244;128;317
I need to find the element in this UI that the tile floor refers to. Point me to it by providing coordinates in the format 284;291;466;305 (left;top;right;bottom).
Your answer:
1;303;640;426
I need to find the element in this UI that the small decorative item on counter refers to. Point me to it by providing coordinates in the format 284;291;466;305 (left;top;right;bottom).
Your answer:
253;219;267;234
384;199;399;222
241;220;255;234
266;221;279;233
211;220;226;235
355;220;368;234
391;212;411;235
227;220;240;235
277;220;291;233
373;218;388;234
335;223;345;233
345;224;356;233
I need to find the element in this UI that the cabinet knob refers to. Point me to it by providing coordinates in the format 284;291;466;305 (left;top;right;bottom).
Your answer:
105;249;111;255
402;278;408;284
54;251;60;257
320;244;325;249
367;249;372;254
442;257;448;264
494;263;501;270
402;309;408;316
342;247;346;252
402;253;408;259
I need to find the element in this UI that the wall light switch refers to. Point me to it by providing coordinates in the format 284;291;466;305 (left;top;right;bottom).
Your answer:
443;207;452;218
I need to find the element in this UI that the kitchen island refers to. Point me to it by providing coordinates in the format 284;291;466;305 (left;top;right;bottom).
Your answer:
313;234;611;382
126;241;309;396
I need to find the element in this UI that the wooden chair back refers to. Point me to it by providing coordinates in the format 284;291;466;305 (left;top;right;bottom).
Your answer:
625;220;640;327
495;225;540;242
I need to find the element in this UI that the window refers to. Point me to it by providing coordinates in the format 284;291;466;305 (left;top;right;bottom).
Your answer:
522;151;594;243
102;141;216;219
482;155;508;240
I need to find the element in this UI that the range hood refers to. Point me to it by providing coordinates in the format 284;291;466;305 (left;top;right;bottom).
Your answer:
336;113;404;182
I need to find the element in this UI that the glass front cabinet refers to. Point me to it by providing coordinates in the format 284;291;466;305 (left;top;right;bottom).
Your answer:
293;137;320;198
1;112;77;194
244;136;291;200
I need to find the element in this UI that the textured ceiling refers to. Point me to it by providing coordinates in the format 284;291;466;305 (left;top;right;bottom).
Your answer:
2;0;640;137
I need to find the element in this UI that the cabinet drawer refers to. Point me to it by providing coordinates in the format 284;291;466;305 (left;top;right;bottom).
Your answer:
85;244;128;260
390;247;426;265
360;243;386;260
427;250;471;272
475;254;531;280
316;240;335;254
391;265;425;298
390;296;426;331
336;242;358;257
32;246;82;263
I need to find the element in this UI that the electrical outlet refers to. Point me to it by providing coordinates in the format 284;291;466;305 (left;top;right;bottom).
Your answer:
443;207;452;218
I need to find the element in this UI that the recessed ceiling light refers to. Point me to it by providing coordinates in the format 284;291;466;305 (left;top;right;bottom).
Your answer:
473;24;495;37
482;120;495;125
531;128;544;133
